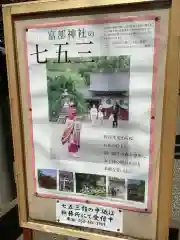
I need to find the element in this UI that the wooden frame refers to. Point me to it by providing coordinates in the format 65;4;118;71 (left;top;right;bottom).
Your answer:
2;0;180;239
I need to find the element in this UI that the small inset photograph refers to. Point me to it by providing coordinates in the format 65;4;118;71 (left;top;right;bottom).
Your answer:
75;173;106;197
37;169;57;190
127;179;145;203
108;177;126;199
59;171;74;192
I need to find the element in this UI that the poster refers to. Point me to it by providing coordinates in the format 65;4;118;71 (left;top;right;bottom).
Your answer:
56;200;123;232
25;15;158;211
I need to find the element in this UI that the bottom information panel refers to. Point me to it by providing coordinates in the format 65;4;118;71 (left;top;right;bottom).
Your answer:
56;200;123;233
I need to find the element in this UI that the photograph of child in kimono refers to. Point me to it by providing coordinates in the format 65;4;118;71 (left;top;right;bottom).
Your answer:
61;102;81;158
47;56;130;162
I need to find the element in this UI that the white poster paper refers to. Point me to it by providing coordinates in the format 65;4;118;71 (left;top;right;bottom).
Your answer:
25;15;158;211
56;200;123;232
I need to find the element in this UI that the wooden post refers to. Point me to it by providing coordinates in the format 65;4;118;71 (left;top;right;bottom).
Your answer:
23;228;33;240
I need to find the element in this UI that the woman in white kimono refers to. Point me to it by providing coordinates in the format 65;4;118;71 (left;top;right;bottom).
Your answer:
90;104;97;126
98;105;104;125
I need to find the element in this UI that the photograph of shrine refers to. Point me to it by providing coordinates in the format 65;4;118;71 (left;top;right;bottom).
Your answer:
59;171;74;192
37;169;57;190
127;179;145;203
108;177;126;199
75;173;106;197
47;55;130;124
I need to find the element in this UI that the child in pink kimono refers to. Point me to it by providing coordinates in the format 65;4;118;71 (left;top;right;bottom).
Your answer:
61;103;81;158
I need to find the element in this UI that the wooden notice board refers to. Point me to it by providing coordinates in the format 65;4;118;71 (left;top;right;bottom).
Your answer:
2;0;180;239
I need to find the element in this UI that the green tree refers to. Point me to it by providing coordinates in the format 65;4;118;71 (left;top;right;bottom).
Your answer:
47;72;88;120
